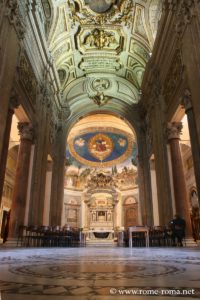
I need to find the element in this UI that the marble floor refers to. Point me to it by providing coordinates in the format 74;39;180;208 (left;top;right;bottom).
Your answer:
0;246;200;300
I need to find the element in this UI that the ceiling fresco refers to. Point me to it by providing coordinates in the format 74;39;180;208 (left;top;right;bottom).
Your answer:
47;0;162;114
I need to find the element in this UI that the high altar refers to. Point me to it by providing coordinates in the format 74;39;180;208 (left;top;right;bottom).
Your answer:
83;172;119;241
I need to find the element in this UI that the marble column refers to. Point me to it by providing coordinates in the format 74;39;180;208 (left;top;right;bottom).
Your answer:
182;89;200;207
0;96;18;205
150;158;159;226
167;122;192;236
8;123;34;239
43;160;53;226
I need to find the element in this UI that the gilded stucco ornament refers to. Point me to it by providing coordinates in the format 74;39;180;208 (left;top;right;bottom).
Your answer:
84;28;118;49
69;0;134;26
86;77;112;106
89;92;112;107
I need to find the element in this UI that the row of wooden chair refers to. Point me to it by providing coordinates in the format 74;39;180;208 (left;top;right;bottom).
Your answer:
124;226;175;247
17;225;85;247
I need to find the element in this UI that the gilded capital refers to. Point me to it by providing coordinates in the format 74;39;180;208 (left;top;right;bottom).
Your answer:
167;122;183;140
18;122;34;142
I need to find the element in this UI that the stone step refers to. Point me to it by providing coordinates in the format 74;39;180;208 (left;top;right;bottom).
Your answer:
86;239;117;247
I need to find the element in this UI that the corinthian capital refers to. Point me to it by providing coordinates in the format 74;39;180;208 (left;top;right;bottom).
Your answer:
18;122;34;142
167;122;183;140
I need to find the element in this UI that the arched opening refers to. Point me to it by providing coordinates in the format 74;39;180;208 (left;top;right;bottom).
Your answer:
63;113;140;245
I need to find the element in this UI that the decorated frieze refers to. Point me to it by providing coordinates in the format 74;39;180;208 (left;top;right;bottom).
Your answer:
4;0;26;39
17;53;38;105
163;49;184;106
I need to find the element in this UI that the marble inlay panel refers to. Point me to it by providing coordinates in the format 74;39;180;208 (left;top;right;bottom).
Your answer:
0;247;200;299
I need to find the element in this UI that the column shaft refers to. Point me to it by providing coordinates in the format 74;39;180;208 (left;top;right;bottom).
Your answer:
9;123;33;238
167;123;192;236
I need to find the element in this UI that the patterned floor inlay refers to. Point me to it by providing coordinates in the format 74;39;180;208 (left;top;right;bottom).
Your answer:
0;247;200;299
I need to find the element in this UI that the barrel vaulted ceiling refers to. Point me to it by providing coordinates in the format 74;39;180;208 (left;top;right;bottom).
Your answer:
46;0;162;116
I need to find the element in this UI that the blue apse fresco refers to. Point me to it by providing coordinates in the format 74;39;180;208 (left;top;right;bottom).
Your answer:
71;132;129;163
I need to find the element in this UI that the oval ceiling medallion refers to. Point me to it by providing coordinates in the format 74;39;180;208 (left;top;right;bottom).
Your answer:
85;0;116;13
68;130;133;167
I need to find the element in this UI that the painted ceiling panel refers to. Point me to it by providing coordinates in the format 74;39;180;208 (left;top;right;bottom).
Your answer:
48;0;162;110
